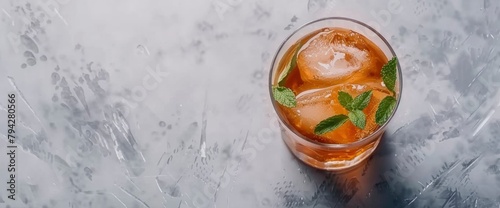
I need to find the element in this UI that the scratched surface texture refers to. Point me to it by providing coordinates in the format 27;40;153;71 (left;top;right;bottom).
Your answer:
0;0;499;207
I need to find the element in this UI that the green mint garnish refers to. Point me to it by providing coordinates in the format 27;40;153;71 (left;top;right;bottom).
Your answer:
278;43;302;86
272;86;297;108
313;90;372;135
312;56;399;135
314;114;349;135
348;110;366;129
375;96;397;125
351;90;372;110
338;91;353;111
272;43;302;108
375;57;398;125
273;41;399;135
381;57;398;94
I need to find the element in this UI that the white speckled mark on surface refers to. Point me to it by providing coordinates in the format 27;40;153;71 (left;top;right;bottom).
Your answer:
1;0;500;207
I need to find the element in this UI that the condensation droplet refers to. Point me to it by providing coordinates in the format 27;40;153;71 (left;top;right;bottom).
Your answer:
21;63;27;68
40;55;47;61
26;58;36;66
24;51;36;66
51;72;60;85
159;121;166;127
24;51;34;58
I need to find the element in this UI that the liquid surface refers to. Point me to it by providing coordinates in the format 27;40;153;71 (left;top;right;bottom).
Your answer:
275;27;390;144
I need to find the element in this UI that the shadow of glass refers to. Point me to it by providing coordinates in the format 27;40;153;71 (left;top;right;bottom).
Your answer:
283;132;413;208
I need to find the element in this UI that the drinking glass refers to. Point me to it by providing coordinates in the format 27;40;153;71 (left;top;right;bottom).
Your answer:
268;17;403;171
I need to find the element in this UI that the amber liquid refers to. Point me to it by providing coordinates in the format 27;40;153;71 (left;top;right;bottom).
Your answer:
274;27;392;147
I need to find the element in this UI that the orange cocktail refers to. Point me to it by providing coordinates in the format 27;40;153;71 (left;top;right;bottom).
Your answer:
269;18;402;171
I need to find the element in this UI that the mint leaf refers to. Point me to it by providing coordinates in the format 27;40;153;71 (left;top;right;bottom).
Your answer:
348;110;366;129
338;91;353;110
272;86;296;108
375;96;397;125
351;90;372;110
381;57;398;93
278;43;302;86
314;115;349;135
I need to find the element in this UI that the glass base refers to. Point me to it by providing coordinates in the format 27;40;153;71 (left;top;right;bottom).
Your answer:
280;125;381;171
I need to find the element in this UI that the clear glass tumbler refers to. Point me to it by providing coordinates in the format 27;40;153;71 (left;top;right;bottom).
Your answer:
269;17;403;171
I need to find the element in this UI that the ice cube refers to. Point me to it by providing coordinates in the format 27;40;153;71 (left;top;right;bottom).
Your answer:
297;28;386;85
282;83;391;144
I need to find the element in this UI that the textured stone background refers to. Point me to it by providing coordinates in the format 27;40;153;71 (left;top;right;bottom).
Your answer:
1;0;500;207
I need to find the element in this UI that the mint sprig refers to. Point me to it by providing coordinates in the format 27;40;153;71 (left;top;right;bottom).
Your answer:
314;115;349;135
277;43;302;86
272;86;296;108
338;91;353;111
349;110;366;129
376;57;398;125
381;57;398;94
313;56;399;135
375;96;396;125
314;90;373;135
351;90;372;110
272;43;302;108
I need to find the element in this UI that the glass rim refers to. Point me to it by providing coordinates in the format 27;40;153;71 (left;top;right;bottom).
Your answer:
268;17;403;149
